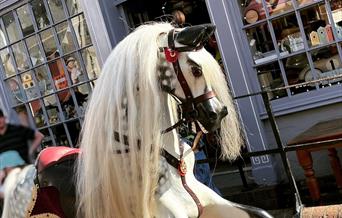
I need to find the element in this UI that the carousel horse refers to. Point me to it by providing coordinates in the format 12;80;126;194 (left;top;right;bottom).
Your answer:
1;146;79;218
76;22;273;218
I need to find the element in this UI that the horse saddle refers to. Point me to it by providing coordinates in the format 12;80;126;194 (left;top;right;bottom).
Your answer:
27;146;80;218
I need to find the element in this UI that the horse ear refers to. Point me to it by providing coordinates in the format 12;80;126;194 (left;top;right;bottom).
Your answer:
174;24;216;48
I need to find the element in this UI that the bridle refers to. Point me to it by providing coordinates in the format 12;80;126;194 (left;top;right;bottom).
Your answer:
161;29;217;135
159;28;219;217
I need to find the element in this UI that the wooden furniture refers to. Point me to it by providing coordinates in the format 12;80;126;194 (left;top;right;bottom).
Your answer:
288;118;342;203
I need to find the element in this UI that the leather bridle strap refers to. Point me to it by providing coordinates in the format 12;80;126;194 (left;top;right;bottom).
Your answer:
179;142;203;217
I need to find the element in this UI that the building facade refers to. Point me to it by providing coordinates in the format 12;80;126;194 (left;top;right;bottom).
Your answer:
0;0;341;186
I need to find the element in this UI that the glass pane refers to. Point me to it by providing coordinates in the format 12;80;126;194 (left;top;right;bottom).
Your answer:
51;124;69;146
3;12;20;43
20;71;40;100
64;53;85;85
272;12;303;54
5;77;26;104
331;1;342;32
269;0;294;17
31;0;50;30
310;46;342;88
14;105;30;127
0;26;8;48
256;62;288;100
66;0;82;15
0;48;15;77
48;58;69;90
26;35;44;66
58;90;76;120
65;120;81;146
43;94;61;124
81;46;100;80
48;0;66;23
282;53;316;95
297;0;321;7
71;14;91;48
28;99;45;128
34;65;54;96
245;23;276;64
56;21;76;54
300;3;334;48
17;4;35;37
40;129;52;148
40;29;58;57
12;42;30;71
239;0;267;25
75;82;91;99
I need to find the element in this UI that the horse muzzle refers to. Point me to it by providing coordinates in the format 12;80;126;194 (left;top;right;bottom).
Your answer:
196;97;228;132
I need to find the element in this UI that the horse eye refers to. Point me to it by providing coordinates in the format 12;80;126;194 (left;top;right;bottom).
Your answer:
191;66;202;77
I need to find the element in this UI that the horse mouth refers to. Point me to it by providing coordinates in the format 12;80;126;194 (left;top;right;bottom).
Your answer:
197;104;228;132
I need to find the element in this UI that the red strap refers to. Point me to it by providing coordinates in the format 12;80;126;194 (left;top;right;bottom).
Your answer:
179;142;203;217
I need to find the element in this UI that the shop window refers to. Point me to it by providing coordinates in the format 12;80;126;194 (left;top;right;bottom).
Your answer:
239;0;342;101
0;0;100;147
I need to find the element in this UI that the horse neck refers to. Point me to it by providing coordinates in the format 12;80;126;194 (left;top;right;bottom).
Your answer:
161;96;181;158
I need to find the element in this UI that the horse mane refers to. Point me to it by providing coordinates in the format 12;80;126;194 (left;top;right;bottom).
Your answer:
76;22;242;218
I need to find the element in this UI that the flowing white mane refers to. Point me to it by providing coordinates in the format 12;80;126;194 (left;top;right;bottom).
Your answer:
76;22;243;218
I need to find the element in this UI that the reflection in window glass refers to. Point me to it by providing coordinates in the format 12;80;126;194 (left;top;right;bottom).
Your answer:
0;48;15;77
51;124;69;146
297;0;316;7
58;90;76;120
20;71;40;100
0;27;8;48
81;46;100;80
43;94;61;124
29;99;45;128
5;77;26;104
39;129;52;148
245;23;276;64
257;62;288;100
14;105;30;127
56;21;76;54
3;12;20;43
12;42;30;71
66;120;81;146
48;0;66;23
40;29;58;57
71;14;91;48
26;35;44;66
65;53;85;85
31;0;50;30
48;58;69;90
35;65;54;96
17;5;35;36
66;0;82;15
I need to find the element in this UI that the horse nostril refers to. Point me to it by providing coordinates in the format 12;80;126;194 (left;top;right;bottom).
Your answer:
222;106;228;116
209;111;218;120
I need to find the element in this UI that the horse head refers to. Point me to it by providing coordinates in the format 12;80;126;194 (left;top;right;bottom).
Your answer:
157;24;228;132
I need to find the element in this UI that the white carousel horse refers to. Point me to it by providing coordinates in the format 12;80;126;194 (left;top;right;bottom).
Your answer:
1;165;36;218
76;22;273;218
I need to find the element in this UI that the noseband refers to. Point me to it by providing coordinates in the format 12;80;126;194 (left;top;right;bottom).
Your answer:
161;29;216;134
